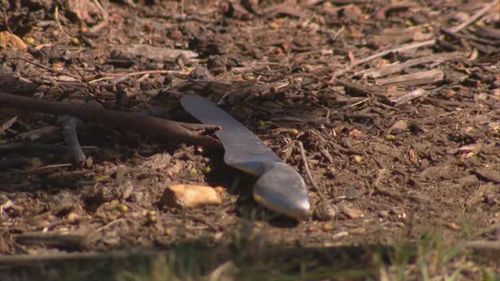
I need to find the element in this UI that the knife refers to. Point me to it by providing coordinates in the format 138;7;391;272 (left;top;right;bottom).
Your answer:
181;94;310;219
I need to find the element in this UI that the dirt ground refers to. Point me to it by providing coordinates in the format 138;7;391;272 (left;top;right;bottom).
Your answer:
0;0;499;279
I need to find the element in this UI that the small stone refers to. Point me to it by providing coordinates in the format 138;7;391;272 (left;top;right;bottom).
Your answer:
384;134;396;141
322;222;335;231
331;231;349;240
388;120;408;135
341;205;364;219
378;210;389;218
202;166;212;174
24;37;35;46
0;31;27;51
305;226;316;233
288;128;300;137
314;201;337;221
351;155;364;164
71;37;80;46
213;232;224;241
145;211;157;224
348;128;365;139
165;228;175;236
66;212;80;223
116;203;129;213
446;222;460;231
214;186;225;194
159;184;222;209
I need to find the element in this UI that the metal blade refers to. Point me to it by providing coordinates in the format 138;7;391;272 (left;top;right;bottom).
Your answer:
181;94;310;219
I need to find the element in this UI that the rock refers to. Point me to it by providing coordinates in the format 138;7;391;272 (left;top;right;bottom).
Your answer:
160;184;222;209
446;222;460;231
331;231;349;240
314;201;337;221
388;120;408;135
0;31;27;51
322;222;335;231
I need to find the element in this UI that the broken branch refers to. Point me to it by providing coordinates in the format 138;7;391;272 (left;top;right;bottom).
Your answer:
0;92;221;148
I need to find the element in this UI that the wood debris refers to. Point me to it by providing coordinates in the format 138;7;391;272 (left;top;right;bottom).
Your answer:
376;69;444;87
126;44;199;62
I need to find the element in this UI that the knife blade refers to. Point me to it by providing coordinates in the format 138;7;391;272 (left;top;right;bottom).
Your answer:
181;94;310;219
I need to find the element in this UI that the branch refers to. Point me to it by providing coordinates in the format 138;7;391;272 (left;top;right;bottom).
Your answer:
0;92;221;148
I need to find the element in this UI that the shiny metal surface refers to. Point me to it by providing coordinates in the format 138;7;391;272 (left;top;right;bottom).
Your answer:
181;94;310;219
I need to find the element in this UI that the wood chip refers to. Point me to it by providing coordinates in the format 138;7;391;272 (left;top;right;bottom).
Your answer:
475;168;500;183
376;69;444;87
126;44;198;62
359;52;463;79
0;116;17;135
160;184;222;209
340;205;364;219
390;88;430;106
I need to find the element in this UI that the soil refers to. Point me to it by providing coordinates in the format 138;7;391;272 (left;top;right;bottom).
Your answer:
0;0;498;262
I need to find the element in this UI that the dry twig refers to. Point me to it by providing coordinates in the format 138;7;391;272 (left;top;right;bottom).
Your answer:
0;92;221;148
298;141;325;197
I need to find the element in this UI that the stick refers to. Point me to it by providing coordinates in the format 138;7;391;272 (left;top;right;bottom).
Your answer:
298;141;325;197
0;250;161;265
357;52;463;79
0;92;221;148
447;0;500;33
376;69;444;87
351;40;436;68
0;116;17;134
390;88;430;106
465;240;500;251
14;232;86;251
